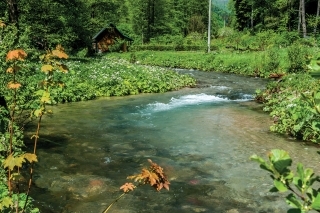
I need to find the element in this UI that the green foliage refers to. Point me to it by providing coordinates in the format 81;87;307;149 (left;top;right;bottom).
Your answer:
260;47;282;77
256;74;320;143
251;149;320;213
287;44;311;73
110;50;275;77
0;182;39;213
59;57;195;100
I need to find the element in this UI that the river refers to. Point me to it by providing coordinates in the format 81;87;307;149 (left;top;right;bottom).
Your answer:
25;69;320;213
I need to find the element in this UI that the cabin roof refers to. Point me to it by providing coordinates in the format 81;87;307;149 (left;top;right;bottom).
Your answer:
92;23;133;42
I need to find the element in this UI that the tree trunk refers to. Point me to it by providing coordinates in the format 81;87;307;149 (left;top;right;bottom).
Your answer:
301;0;307;37
251;4;253;30
6;0;18;24
314;0;320;35
298;0;301;33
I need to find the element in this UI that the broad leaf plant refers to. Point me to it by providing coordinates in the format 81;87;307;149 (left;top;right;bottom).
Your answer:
251;149;320;213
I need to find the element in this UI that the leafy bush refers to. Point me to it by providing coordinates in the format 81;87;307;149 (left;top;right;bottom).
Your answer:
260;47;282;77
256;74;320;142
287;44;311;73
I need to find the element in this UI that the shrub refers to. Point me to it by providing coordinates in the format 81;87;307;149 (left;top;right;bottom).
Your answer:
287;43;311;73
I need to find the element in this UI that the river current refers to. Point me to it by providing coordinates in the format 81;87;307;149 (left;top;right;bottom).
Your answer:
25;69;320;213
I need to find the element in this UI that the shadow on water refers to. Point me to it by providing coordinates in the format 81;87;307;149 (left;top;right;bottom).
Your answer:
22;70;320;213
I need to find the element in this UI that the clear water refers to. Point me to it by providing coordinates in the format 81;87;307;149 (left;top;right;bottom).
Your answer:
24;70;320;213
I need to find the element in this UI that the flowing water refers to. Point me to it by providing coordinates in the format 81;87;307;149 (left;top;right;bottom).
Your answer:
25;69;320;213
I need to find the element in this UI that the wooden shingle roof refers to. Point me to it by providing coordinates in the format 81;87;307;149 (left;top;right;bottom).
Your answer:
92;23;133;42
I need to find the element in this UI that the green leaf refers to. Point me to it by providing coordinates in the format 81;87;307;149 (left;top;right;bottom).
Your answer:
274;179;288;192
250;154;273;173
269;149;292;173
314;92;320;100
311;193;320;210
297;163;304;180
286;193;303;208
287;209;302;213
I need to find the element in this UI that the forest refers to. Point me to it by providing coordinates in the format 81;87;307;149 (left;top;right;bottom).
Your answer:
2;0;320;50
2;0;320;212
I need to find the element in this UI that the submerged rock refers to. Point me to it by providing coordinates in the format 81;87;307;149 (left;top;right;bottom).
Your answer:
35;173;115;200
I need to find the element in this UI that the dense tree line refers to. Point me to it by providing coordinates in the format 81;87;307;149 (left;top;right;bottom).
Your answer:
0;0;212;50
231;0;320;36
4;0;320;52
1;0;229;51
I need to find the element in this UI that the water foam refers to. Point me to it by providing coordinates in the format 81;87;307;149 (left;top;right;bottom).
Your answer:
142;93;254;113
145;93;228;112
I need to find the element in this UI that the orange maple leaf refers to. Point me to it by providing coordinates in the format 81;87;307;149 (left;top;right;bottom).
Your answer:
52;50;68;59
7;82;21;89
120;182;135;193
127;159;170;192
6;49;27;61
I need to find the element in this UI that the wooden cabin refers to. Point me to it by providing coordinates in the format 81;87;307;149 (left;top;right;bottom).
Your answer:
92;24;133;53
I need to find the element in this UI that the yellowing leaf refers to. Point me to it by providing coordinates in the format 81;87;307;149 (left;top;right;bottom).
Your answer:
40;91;51;103
1;196;13;208
6;49;27;61
3;154;25;170
0;20;6;28
58;64;68;73
23;153;38;163
41;64;53;73
6;67;14;73
52;49;68;59
10;172;22;181
34;90;44;96
7;82;21;89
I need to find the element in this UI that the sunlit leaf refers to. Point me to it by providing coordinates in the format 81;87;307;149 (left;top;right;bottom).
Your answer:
41;64;53;73
163;182;170;190
250;154;273;173
0;20;6;28
6;49;27;61
311;193;320;210
286;193;303;208
269;149;292;173
40;91;51;103
52;50;68;59
6;67;14;73
1;196;13;208
7;82;21;89
23;153;38;163
3;154;25;170
120;182;135;192
274;179;288;192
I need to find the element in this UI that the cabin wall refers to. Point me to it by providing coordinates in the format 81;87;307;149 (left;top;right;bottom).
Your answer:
93;27;132;53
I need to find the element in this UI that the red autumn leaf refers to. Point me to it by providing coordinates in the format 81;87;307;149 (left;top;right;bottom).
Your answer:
6;49;27;61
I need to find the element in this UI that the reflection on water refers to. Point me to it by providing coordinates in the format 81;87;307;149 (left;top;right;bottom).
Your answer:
24;70;320;213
